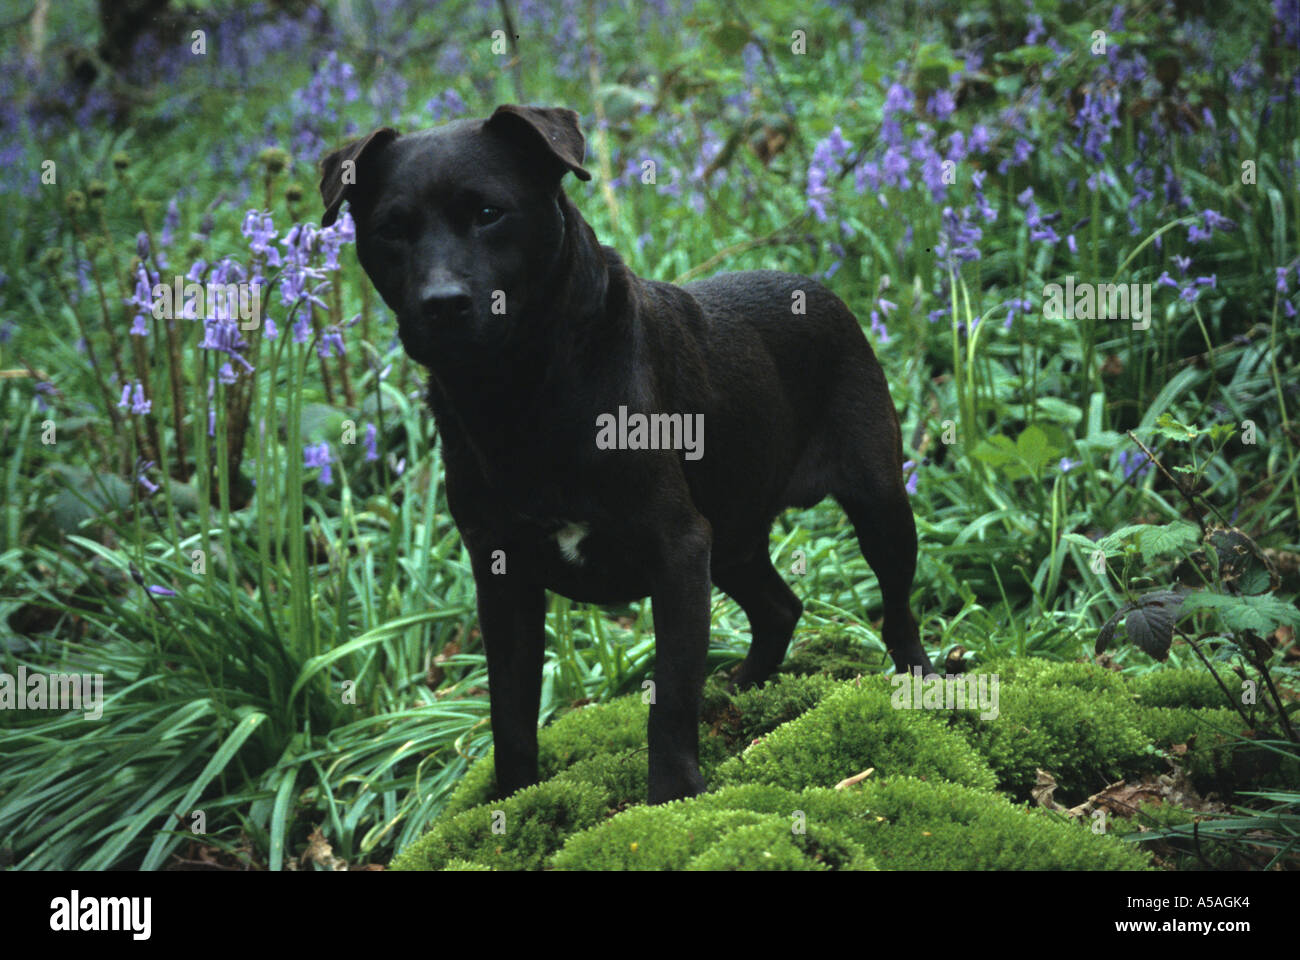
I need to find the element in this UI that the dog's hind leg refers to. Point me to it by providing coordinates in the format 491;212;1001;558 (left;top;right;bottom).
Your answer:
714;550;803;691
834;480;935;678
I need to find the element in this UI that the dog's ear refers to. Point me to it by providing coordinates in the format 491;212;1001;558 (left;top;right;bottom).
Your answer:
319;127;400;227
486;105;592;182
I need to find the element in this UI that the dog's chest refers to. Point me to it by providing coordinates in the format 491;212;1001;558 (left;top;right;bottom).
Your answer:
510;515;652;603
552;522;590;564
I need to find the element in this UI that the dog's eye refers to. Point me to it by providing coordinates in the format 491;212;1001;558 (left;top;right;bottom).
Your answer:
474;205;504;226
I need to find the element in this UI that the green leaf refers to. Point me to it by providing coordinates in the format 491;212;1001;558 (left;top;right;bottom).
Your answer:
300;402;345;445
1181;592;1300;634
49;465;133;532
1080;523;1151;557
1135;521;1200;562
970;434;1020;468
1033;396;1083;425
1153;412;1199;442
1095;590;1183;660
1015;425;1061;474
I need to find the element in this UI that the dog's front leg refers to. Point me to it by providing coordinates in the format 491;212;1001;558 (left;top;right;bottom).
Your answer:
646;514;713;803
471;555;547;799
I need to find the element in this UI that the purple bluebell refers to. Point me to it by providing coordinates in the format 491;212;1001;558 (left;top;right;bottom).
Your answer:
806;126;853;222
118;382;151;415
318;325;345;358
903;460;919;496
304;442;333;485
136;459;159;495
364;423;379;462
1118;450;1152;480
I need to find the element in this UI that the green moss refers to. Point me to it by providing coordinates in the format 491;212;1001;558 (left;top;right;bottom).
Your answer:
688;780;1150;870
697;672;844;779
705;672;841;752
441;858;493;871
551;806;781;870
711;676;998;792
776;627;884;679
1130;668;1236;710
683;823;824;870
551;797;873;871
978;656;1130;697
685;820;876;871
441;695;650;815
840;778;1151;870
553;748;647;809
390;778;609;871
955;679;1151;799
438;751;500;818
1140;706;1244;749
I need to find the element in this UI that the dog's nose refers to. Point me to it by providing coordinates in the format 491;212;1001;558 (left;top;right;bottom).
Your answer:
420;281;472;320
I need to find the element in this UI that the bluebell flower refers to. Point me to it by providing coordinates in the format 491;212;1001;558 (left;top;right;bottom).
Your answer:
1118;450;1152;480
364;423;379;462
304;442;333;485
903;460;919;496
117;381;151;415
806;126;853;222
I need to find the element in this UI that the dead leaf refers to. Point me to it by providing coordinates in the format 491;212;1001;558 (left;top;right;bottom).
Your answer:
834;767;874;790
1031;769;1064;810
301;827;347;871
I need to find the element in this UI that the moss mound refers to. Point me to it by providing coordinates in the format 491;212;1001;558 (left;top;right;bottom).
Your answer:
440;695;650;816
976;656;1130;696
775;627;885;679
391;646;1289;870
953;679;1152;800
552;779;1147;871
390;778;610;871
1129;668;1236;709
711;675;998;792
551;803;875;871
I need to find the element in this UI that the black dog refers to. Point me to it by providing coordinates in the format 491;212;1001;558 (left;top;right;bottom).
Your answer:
320;105;934;803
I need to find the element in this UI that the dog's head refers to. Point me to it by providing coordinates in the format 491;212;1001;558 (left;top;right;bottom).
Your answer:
319;105;592;367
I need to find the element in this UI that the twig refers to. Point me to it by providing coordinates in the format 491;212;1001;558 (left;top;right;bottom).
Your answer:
1125;429;1230;533
1185;634;1256;731
1242;634;1299;743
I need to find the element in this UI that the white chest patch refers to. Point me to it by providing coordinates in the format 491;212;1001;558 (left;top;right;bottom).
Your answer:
554;523;589;564
553;522;590;561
